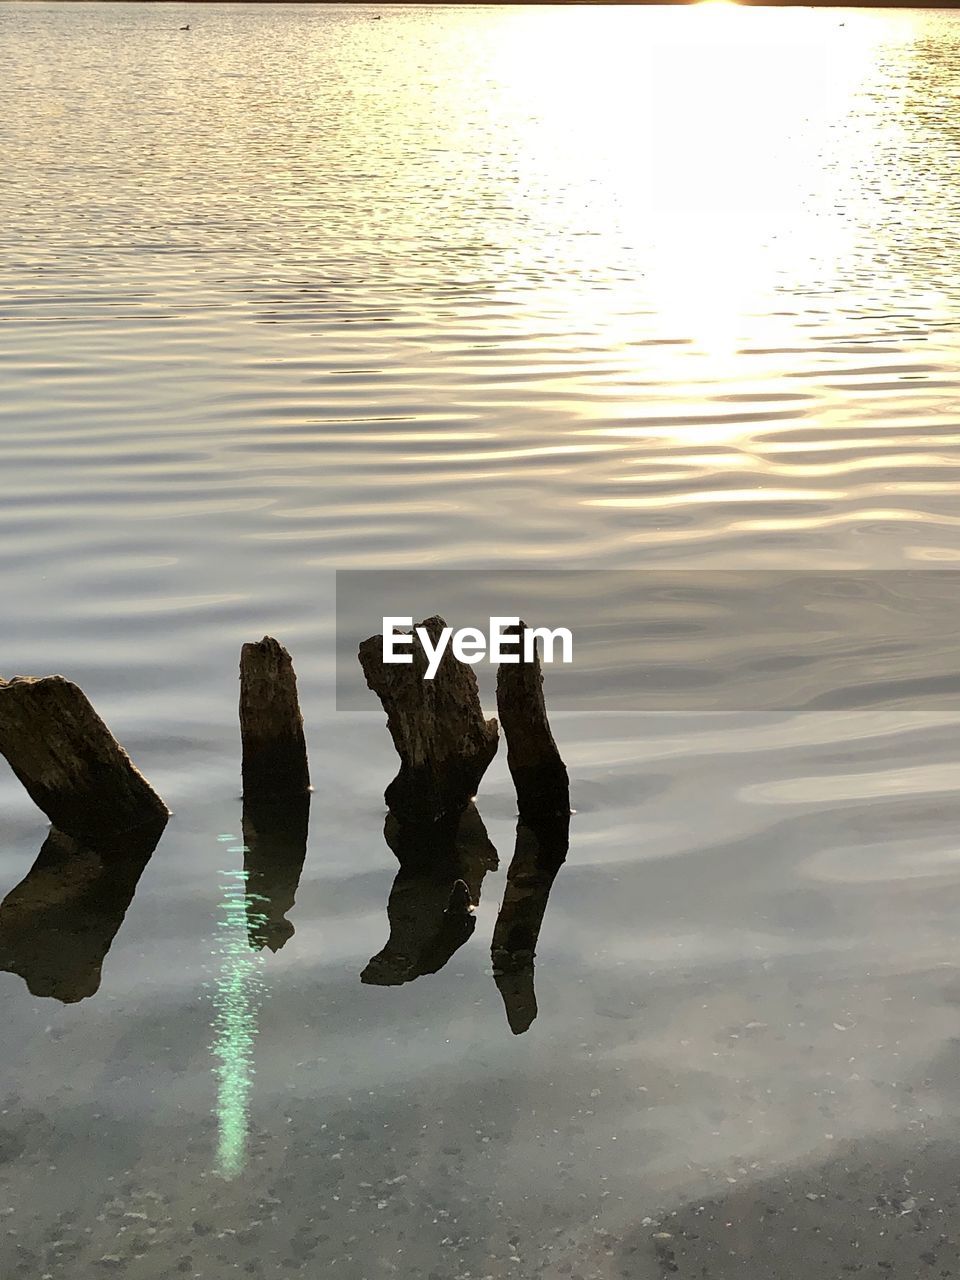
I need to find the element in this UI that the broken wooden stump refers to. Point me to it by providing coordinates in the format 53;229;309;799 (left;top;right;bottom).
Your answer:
241;793;310;952
239;637;310;800
0;676;169;843
0;816;166;1002
496;621;569;824
361;803;498;986
491;810;569;1035
358;615;499;824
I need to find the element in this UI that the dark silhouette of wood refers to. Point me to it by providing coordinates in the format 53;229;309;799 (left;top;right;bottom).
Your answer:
358;615;499;823
362;803;498;986
496;621;569;823
0;676;169;842
0;817;166;1003
492;810;569;1035
239;637;310;799
241;793;310;952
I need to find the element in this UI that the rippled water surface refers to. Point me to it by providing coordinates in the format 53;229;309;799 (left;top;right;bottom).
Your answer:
3;3;960;1276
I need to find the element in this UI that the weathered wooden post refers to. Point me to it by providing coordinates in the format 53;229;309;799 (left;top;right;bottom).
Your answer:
0;676;169;843
239;637;310;799
493;626;569;1032
358;615;499;824
496;621;570;823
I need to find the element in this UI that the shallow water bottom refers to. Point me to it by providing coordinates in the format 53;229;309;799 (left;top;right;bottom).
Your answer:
3;708;960;1277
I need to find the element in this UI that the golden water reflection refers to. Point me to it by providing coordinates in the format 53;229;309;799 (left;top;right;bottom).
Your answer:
490;5;915;358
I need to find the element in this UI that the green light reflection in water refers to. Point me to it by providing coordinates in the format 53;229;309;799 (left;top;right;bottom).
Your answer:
211;834;268;1181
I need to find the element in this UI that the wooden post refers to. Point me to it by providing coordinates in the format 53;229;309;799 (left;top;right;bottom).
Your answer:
239;637;310;800
495;621;569;823
0;676;169;842
358;615;499;824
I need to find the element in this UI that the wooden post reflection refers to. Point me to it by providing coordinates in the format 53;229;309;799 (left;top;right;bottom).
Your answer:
491;811;569;1035
0;817;166;1002
362;803;498;986
241;794;310;952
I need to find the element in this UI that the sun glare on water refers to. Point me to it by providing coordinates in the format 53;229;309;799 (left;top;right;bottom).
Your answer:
483;3;911;376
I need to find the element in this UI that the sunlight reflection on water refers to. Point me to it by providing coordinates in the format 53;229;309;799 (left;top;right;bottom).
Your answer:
211;850;266;1181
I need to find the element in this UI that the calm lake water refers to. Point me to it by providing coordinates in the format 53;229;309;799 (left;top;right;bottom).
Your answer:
3;3;960;1277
